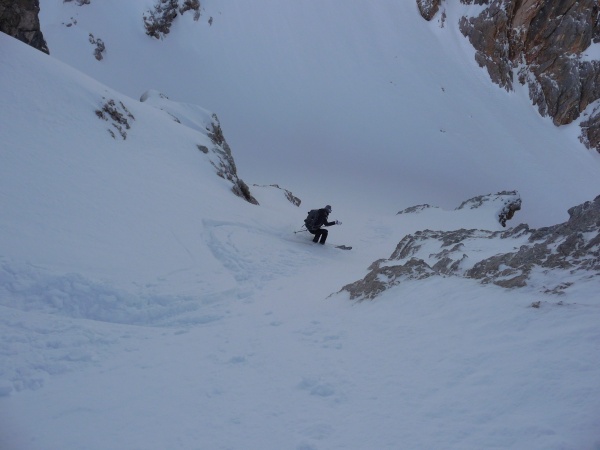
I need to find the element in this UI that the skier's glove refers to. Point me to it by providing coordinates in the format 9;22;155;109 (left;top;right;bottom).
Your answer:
335;220;342;225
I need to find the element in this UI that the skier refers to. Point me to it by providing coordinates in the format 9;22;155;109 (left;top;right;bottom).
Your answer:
305;205;341;244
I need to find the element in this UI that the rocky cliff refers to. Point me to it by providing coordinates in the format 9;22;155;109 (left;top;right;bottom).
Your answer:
0;0;48;54
417;0;600;153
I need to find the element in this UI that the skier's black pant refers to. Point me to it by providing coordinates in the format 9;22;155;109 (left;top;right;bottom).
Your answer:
309;228;328;244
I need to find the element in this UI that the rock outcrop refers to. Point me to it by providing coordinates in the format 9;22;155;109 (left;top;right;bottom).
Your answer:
95;98;135;140
206;114;259;205
0;0;48;54
143;0;201;39
455;190;521;227
342;194;599;300
418;0;600;153
252;184;302;207
139;89;258;205
88;34;106;61
398;190;521;228
416;0;442;21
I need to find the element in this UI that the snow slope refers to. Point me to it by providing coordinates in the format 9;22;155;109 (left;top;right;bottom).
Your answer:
1;2;600;449
39;0;600;226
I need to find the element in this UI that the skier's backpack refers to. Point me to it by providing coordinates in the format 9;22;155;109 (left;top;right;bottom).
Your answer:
304;209;320;230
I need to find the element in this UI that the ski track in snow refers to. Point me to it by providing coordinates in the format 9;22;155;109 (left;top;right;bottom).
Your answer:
3;216;600;449
0;220;352;399
2;181;600;450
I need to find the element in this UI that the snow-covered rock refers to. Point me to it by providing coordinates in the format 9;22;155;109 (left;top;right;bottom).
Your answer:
342;194;599;300
140;89;258;204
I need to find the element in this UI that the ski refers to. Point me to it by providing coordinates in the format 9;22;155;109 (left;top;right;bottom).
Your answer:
335;245;352;250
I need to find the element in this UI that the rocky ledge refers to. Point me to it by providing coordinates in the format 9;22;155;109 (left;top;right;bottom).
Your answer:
342;194;600;300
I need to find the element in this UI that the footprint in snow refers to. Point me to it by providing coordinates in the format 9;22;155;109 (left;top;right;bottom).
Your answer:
297;377;335;397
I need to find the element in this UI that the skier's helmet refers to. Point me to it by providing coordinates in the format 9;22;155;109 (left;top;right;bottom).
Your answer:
325;205;332;214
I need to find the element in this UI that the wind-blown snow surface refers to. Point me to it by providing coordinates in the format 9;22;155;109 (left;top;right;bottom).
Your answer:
38;0;600;226
1;6;600;450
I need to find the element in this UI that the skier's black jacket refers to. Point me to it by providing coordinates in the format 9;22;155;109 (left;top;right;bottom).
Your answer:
309;208;335;231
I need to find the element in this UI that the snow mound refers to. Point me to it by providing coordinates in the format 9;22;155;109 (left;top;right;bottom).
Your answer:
140;88;215;134
399;191;522;228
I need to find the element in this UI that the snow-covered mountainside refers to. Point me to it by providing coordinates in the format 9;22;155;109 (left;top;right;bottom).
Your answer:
0;31;261;296
38;0;600;227
1;2;600;449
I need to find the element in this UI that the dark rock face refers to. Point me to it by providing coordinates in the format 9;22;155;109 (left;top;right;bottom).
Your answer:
341;195;600;301
0;0;48;54
419;0;600;153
